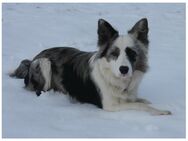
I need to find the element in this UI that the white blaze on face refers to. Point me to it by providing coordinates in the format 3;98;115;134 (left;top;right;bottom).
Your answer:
109;35;135;78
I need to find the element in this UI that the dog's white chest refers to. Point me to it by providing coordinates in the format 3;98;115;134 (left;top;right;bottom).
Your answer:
91;62;132;101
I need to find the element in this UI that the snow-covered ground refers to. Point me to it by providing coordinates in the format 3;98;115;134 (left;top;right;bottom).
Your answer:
2;3;185;138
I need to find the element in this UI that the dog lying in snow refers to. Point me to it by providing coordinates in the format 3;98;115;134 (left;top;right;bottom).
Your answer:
10;18;172;115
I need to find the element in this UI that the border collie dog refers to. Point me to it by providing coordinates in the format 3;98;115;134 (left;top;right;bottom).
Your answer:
10;18;171;115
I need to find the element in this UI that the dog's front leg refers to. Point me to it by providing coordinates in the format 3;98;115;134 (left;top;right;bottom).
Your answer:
103;100;171;115
127;70;151;104
128;70;144;91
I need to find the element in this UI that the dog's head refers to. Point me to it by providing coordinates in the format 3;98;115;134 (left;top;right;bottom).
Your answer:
97;18;149;79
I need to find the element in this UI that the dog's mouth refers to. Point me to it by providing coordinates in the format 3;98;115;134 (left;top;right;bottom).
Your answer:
121;73;128;77
119;73;132;79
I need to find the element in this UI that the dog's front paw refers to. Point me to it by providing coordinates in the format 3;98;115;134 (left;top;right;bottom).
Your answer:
36;90;42;96
151;110;172;116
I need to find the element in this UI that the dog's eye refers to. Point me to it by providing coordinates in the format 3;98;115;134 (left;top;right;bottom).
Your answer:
111;51;118;57
110;48;120;58
126;47;137;62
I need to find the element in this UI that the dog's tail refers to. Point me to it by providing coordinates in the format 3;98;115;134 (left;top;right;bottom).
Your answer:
9;59;31;79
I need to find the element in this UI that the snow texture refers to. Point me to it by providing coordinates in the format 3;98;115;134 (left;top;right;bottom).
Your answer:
2;3;185;138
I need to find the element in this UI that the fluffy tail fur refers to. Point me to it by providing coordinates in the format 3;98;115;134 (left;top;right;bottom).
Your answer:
9;59;31;79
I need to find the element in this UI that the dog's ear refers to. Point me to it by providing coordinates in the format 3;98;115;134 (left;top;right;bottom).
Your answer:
128;18;149;45
97;19;119;47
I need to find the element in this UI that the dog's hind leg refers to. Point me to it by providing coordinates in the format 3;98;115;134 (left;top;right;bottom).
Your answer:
9;59;31;79
24;58;52;96
38;58;52;92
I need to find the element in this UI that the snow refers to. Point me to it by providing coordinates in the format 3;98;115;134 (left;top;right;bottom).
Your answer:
2;3;185;138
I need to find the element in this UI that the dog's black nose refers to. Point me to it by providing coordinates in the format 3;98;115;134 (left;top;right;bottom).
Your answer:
119;66;129;74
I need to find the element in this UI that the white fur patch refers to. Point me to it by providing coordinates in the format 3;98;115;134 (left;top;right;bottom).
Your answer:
38;58;52;91
126;70;144;101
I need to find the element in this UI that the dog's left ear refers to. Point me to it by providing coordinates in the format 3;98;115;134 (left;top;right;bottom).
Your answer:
128;18;149;45
97;19;119;47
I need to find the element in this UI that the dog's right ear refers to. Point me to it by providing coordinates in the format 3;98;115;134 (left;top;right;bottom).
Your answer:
97;19;119;47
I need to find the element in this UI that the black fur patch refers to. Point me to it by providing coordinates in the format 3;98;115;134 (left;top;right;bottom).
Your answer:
62;64;102;108
97;19;119;46
97;19;119;58
126;47;137;63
